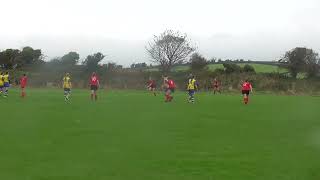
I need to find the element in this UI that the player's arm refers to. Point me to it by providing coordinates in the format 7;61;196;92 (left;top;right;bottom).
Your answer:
250;84;253;92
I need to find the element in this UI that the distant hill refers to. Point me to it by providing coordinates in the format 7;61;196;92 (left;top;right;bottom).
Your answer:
146;62;288;73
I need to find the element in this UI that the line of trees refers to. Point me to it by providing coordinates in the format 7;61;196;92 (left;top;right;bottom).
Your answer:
1;30;319;81
279;47;320;78
0;47;43;69
145;30;319;78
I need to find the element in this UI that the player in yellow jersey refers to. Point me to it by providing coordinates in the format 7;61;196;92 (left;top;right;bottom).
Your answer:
3;71;10;97
62;73;72;101
0;72;4;97
187;74;198;103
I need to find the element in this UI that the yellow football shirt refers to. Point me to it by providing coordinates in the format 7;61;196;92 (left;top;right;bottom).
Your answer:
0;75;4;86
187;79;196;90
63;77;71;89
3;74;9;83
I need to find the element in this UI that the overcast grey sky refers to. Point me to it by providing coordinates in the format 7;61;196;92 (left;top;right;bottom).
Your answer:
0;0;319;66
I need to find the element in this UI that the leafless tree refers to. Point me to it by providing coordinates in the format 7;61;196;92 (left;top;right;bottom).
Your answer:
146;30;196;73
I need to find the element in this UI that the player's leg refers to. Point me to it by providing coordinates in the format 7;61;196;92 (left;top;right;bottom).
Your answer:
68;89;72;100
152;88;156;96
165;89;169;102
4;88;8;97
169;89;174;101
245;94;249;104
94;89;98;101
165;89;170;102
21;87;25;98
64;89;68;101
188;90;192;103
3;83;9;97
91;90;94;100
91;85;98;101
245;92;250;104
23;87;26;97
192;90;195;103
190;90;195;103
168;89;172;101
66;89;71;101
90;85;94;100
243;91;249;104
242;90;246;104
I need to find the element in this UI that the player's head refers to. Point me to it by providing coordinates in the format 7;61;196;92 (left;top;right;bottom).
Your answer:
23;74;26;76
245;79;249;82
5;71;8;75
92;72;96;76
65;72;70;77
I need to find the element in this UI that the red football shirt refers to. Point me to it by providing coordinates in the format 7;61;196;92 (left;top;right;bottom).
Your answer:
148;80;156;86
20;76;27;87
242;82;252;90
90;75;99;86
168;80;175;89
213;80;219;86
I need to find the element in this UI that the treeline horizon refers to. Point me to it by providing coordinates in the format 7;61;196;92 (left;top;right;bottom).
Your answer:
0;30;319;93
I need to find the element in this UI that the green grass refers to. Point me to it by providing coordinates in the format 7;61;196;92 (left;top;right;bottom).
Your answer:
147;63;288;73
237;64;287;73
1;89;320;180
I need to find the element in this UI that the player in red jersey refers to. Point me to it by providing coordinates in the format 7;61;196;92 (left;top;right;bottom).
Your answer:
147;77;157;96
89;72;100;101
163;75;175;102
20;74;28;98
241;79;253;104
212;78;221;94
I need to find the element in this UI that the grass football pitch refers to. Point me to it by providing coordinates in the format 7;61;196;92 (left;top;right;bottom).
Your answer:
1;89;320;180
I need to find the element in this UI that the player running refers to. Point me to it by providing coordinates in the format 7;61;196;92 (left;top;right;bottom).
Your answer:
212;78;221;94
147;77;157;96
0;72;4;97
89;72;100;101
241;79;253;105
187;75;198;103
20;74;28;98
3;71;10;97
163;75;175;102
62;73;72;101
